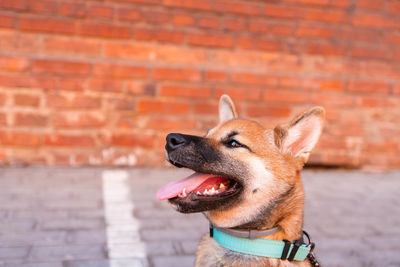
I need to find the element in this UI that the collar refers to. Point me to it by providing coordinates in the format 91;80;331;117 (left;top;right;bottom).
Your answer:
210;224;316;262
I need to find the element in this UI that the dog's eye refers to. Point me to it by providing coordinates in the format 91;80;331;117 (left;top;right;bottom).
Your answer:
227;140;242;148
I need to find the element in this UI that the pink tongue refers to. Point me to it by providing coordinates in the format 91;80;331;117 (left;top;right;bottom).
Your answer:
156;172;216;200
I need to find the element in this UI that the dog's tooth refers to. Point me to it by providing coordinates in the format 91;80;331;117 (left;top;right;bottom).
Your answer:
210;187;215;194
204;189;209;195
182;188;187;197
220;183;225;190
197;191;201;195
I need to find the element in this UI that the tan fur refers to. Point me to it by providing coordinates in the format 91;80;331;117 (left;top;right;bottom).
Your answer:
175;95;325;266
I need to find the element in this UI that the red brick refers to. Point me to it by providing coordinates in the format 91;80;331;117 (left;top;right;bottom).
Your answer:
110;134;153;148
33;60;91;76
214;87;261;101
205;71;227;83
127;82;156;96
137;99;190;114
144;11;169;24
311;93;354;107
387;1;400;15
237;36;281;51
59;78;85;91
231;72;278;86
306;42;347;56
28;0;57;14
0;113;6;126
87;5;113;19
144;117;196;130
222;17;245;31
295;25;334;39
383;33;400;46
352;13;397;29
0;73;57;90
113;0;159;4
282;0;330;6
0;94;7;106
172;14;195;26
319;80;345;91
58;2;86;18
14;113;48;127
47;94;101;109
19;17;76;34
350;45;391;61
53;112;106;128
0;14;15;28
0;0;27;10
42;36;101;57
152;67;202;82
188;33;234;48
279;76;302;89
246;105;291;118
78;22;131;39
0;57;30;72
0;131;41;147
117;8;141;22
356;0;382;10
248;20;269;33
214;0;261;15
348;80;390;94
393;84;400;95
45;134;95;147
88;78;124;93
93;64;147;78
264;5;299;19
133;28;185;44
14;94;40;107
103;43;154;60
198;16;220;29
356;96;385;107
194;102;218;115
163;0;212;11
108;98;136;111
302;9;349;24
263;89;309;104
160;84;211;98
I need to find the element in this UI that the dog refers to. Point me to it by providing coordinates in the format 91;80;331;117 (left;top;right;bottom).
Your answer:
157;95;324;267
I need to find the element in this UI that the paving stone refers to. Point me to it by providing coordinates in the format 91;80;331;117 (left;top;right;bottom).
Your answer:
66;258;147;267
40;219;104;231
1;262;63;267
151;255;194;267
30;245;106;261
0;247;29;259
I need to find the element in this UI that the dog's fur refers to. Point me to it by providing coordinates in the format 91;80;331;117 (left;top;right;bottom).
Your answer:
163;95;325;267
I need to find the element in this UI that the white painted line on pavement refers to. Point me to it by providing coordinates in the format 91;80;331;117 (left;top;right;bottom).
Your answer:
102;170;148;267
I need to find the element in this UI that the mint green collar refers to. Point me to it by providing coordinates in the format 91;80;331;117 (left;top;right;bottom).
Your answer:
212;227;312;261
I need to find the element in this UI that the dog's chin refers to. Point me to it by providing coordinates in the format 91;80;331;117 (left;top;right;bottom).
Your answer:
166;159;244;213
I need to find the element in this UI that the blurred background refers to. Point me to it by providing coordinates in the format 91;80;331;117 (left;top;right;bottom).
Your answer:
0;0;399;170
0;0;400;267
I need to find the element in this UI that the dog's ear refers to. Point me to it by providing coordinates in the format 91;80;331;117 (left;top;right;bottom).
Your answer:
219;94;238;123
274;107;325;164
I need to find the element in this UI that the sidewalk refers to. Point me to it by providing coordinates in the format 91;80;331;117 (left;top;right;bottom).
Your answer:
0;167;399;267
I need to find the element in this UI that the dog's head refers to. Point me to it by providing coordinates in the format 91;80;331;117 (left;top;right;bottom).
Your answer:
157;95;325;228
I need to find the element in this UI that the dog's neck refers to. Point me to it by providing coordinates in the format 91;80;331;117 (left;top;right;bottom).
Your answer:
232;178;305;242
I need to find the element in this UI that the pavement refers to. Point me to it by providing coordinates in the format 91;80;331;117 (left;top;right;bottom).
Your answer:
0;167;399;267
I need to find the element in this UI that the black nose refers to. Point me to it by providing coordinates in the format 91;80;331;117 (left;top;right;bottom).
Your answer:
166;133;187;150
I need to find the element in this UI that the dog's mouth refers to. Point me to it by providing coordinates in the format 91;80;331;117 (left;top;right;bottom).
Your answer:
156;172;243;212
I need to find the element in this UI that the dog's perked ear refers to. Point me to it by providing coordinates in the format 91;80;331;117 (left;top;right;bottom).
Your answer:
219;94;238;123
274;107;325;165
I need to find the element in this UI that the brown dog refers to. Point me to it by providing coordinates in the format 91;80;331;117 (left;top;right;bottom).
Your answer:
157;95;325;266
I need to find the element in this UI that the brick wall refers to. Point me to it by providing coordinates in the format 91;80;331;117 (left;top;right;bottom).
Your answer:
0;0;399;169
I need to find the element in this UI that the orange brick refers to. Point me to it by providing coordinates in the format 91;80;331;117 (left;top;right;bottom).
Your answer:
110;133;153;148
356;0;382;10
59;78;85;91
231;72;278;86
383;33;400;46
0;0;27;10
47;94;101;109
222;17;245;31
45;134;95;147
197;16;220;29
144;117;196;130
387;1;400;15
302;9;349;24
205;71;227;83
319;80;345;91
248;20;269;33
295;25;334;39
348;80;390;94
306;42;347;56
246;105;291;118
19;16;76;34
350;45;391;61
14;113;48;127
108;98;136;111
263;89;309;104
42;36;101;57
137;99;190;114
264;5;299;19
152;67;202;82
356;96;385;107
214;0;261;15
0;131;41;147
311;92;354;107
352;13;396;29
93;64;147;78
14;94;40;107
127;82;156;96
172;14;195;26
28;0;57;14
78;22;131;39
194;102;218;115
160;84;211;98
33;60;91;76
163;0;212;11
144;11;169;24
188;33;234;48
0;56;30;72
